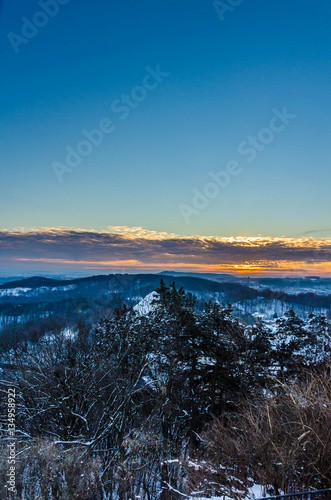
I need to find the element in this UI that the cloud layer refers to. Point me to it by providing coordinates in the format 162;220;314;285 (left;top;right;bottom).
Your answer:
1;226;331;275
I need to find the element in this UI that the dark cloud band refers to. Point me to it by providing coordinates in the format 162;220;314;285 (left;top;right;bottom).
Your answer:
0;227;330;274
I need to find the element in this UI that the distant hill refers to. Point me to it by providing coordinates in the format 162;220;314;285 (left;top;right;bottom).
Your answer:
159;271;241;282
0;274;330;331
0;276;65;289
0;273;256;301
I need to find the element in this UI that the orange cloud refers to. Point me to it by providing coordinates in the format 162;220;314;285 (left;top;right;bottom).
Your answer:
1;227;331;276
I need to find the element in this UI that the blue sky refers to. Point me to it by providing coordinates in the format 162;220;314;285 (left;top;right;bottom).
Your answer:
1;0;331;274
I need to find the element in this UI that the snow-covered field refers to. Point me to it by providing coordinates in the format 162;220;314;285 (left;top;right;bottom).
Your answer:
233;297;329;320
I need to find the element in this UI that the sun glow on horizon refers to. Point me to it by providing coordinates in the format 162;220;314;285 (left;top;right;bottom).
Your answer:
1;226;330;277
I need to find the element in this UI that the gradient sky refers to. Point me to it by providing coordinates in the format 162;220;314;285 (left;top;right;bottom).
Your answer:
1;0;331;275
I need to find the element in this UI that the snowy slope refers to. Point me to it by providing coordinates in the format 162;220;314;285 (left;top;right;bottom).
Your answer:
133;291;160;315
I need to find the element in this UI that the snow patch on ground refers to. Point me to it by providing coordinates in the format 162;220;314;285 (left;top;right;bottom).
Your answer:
0;285;76;297
189;484;269;500
0;287;32;296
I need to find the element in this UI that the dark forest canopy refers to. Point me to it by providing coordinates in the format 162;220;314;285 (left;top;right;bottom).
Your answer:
0;281;330;499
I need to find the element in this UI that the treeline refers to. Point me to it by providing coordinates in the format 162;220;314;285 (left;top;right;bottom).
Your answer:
0;281;330;499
